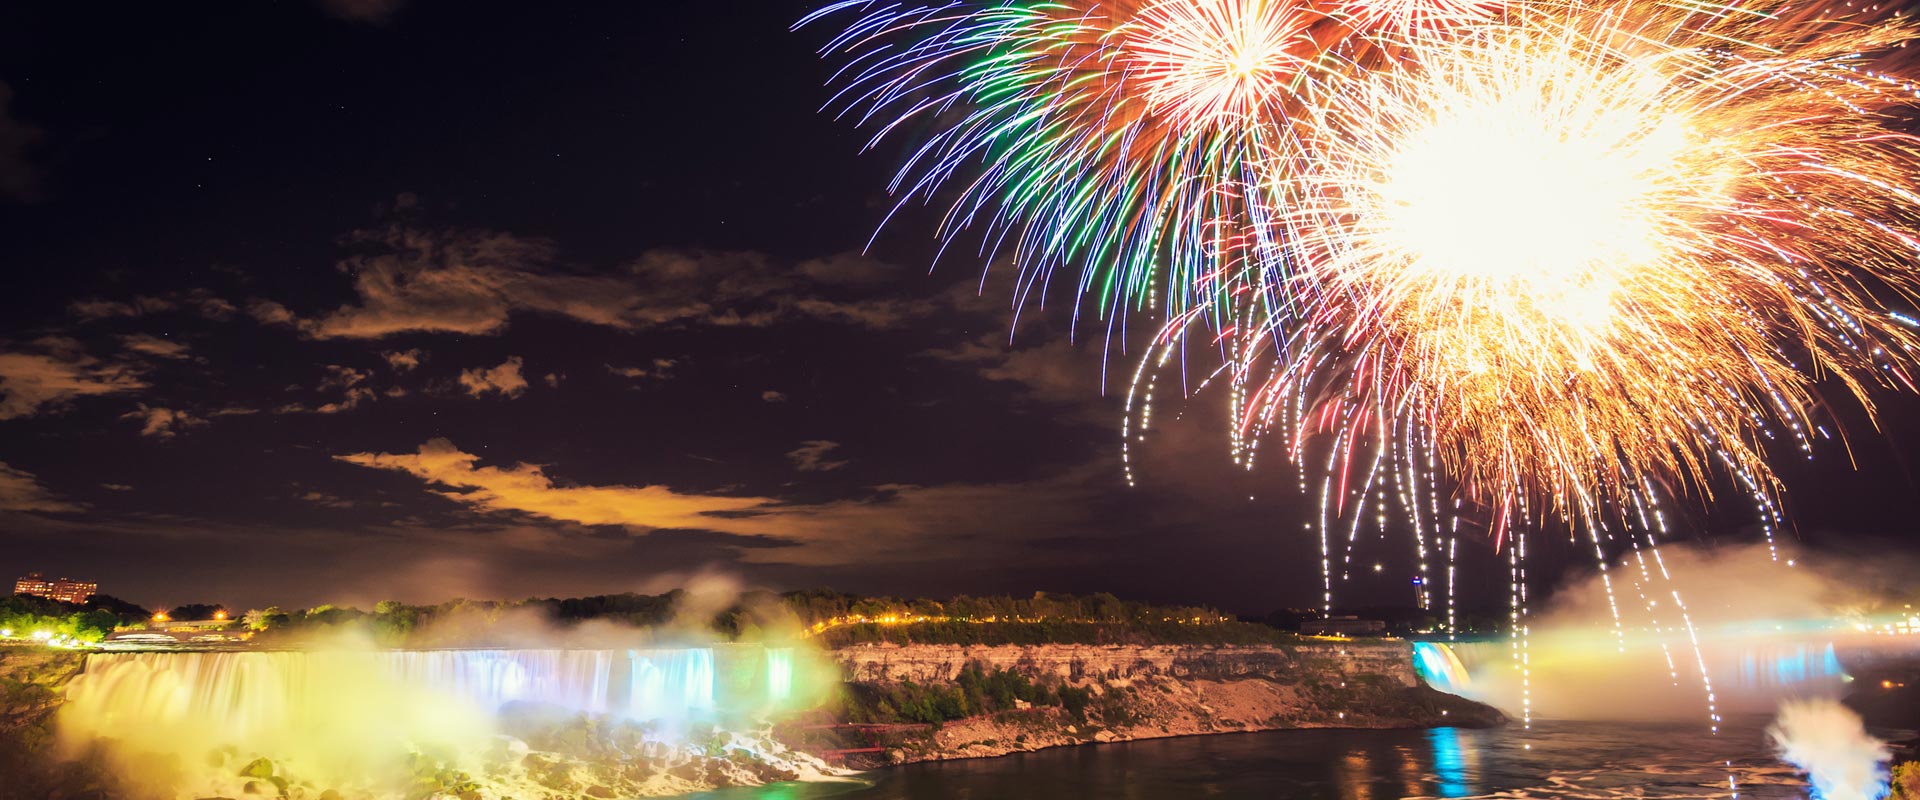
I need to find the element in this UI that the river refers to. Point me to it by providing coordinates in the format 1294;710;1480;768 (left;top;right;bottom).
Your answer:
694;717;1888;799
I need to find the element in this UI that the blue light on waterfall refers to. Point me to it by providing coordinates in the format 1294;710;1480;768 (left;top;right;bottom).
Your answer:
1413;642;1469;694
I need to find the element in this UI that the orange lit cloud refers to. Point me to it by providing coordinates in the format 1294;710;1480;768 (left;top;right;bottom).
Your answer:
338;439;1101;566
0;341;147;420
0;461;78;513
458;357;528;399
336;439;779;533
120;405;207;439
287;226;934;339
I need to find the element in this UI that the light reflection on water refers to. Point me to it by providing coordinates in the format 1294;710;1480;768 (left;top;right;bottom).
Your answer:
693;719;1838;800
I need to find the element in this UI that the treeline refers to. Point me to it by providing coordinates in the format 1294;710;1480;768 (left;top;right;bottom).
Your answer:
237;591;750;645
0;594;149;643
783;590;1231;628
236;590;1253;646
35;588;1290;648
834;662;1102;725
814;619;1297;647
785;590;1301;647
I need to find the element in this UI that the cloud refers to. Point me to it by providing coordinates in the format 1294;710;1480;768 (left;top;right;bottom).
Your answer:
278;227;938;339
761;390;787;403
607;358;677;383
383;348;424;372
786;440;848;472
70;296;176;321
300;490;356;509
119;334;191;360
302;227;648;338
458;357;528;399
338;439;1105;567
121;405;207;439
0;82;44;203
101;483;133;491
278;365;377;414
0;462;79;513
247;298;297;326
796;252;896;286
337;439;777;532
192;294;239;321
927;333;1112;424
0;341;148;420
69;290;236;322
314;0;405;23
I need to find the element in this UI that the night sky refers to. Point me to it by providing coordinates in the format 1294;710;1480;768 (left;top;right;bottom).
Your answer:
2;0;1916;615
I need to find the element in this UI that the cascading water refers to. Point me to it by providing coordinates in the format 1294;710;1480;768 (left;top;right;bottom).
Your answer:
766;647;794;702
58;645;812;795
628;648;717;723
1412;641;1472;695
386;649;618;714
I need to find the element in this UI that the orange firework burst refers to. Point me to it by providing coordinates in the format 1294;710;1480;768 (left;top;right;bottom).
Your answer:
1253;1;1920;531
1127;0;1317;126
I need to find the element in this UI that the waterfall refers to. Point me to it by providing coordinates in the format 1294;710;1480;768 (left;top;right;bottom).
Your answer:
766;647;794;702
63;646;763;757
58;645;807;796
628;648;716;722
386;649;616;714
1412;641;1472;695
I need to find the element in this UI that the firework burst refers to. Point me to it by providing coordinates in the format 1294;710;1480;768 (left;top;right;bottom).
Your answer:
802;0;1505;333
1248;2;1920;535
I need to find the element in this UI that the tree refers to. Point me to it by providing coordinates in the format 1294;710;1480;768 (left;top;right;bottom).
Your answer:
167;604;228;621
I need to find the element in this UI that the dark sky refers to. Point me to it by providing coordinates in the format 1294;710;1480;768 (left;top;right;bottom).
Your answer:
0;0;1914;616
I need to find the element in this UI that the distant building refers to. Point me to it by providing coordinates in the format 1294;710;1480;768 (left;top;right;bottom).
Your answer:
1301;615;1387;637
12;572;98;605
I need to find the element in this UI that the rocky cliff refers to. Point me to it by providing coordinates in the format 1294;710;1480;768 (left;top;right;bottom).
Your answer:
818;640;1501;766
838;641;1419;685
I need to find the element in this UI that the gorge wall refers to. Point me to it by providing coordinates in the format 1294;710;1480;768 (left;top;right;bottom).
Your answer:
817;640;1501;766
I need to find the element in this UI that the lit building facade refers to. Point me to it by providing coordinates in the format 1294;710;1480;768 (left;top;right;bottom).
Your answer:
12;572;98;605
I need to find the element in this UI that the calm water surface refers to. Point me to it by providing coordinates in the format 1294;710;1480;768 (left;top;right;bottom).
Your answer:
697;719;1859;800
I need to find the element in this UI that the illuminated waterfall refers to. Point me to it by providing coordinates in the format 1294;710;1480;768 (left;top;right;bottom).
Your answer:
64;647;767;759
628;648;716;722
1412;642;1472;695
386;649;616;713
57;645;810;796
766;647;794;703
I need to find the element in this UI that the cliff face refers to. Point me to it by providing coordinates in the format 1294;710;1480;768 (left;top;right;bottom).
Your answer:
0;646;111;800
838;641;1418;686
823;641;1499;766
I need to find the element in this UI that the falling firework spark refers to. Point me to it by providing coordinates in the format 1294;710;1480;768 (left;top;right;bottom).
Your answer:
1251;1;1920;538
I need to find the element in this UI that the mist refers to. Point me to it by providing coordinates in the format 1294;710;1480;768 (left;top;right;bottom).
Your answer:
1768;699;1892;800
54;573;840;799
1441;543;1920;721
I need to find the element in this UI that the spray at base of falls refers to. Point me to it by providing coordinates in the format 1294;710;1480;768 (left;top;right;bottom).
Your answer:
1768;699;1893;800
58;645;842;798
